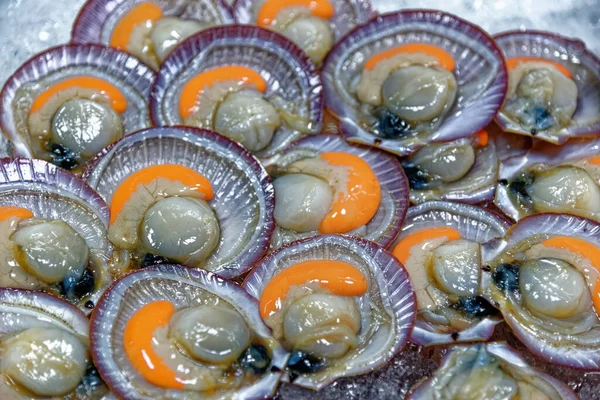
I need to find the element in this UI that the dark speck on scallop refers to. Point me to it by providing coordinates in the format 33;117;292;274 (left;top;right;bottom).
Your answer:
287;350;326;374
492;263;521;293
375;107;411;139
453;295;500;317
50;143;78;170
402;162;431;190
59;268;95;302
239;343;271;374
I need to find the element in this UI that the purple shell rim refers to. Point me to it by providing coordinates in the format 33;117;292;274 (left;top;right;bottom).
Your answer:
90;264;287;400
82;126;275;279
493;29;600;142
243;234;417;389
281;134;409;248
406;342;578;400
322;9;508;156
410;318;501;347
71;0;235;45
0;44;155;158
0;157;110;228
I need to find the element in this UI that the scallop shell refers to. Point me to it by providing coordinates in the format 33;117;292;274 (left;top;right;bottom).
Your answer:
321;9;507;156
266;134;409;249
389;201;510;346
91;264;287;400
83;126;275;278
407;342;577;400
494;30;600;143
0;158;112;312
0;44;154;159
150;25;323;157
243;234;416;390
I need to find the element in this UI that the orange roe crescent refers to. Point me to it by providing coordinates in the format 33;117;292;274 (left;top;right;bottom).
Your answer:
506;57;572;79
124;300;184;389
110;2;163;50
259;260;368;319
318;152;381;234
30;77;127;115
179;66;267;119
475;129;489;147
392;227;462;265
364;43;456;72
588;157;600;165
0;206;33;223
257;0;335;27
110;164;214;225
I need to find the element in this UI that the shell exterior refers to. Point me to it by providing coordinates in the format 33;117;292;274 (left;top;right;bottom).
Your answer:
482;213;600;369
407;342;578;400
150;25;323;157
266;134;409;249
91;264;287;400
0;44;154;159
243;234;416;390
488;123;533;162
0;158;112;312
72;0;234;45
83;126;275;278
494;30;600;144
389;201;510;346
321;10;507;156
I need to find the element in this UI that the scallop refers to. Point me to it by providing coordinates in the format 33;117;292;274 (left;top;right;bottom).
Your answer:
150;25;323;157
0;158;112;313
389;201;510;346
91;264;287;399
266;134;409;250
0;45;154;173
494;30;600;144
82;126;275;279
244;234;416;389
322;10;507;156
407;343;577;400
483;213;600;368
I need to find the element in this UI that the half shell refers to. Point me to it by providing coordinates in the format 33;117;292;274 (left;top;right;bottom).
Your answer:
321;10;507;156
389;201;510;346
91;264;287;399
243;234;416;390
150;25;323;157
83;126;274;278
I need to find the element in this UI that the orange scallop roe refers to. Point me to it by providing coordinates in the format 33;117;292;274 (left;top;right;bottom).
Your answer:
124;300;184;389
109;164;214;225
30;77;127;115
506;57;572;79
392;227;462;265
110;2;163;50
541;236;600;317
475;129;489;147
364;43;455;71
588;157;600;165
179;66;267;119
318;152;380;234
0;206;33;223
257;0;334;27
259;260;368;319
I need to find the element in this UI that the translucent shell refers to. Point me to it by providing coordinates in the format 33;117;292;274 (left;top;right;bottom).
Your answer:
82;126;275;278
321;10;507;156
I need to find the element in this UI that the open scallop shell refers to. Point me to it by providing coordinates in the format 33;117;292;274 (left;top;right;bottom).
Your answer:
91;264;287;400
407;342;577;400
0;158;112;313
150;25;323;157
265;134;409;250
0;44;154;160
83;126;275;278
494;30;600;144
321;9;507;156
243;234;416;390
388;201;510;346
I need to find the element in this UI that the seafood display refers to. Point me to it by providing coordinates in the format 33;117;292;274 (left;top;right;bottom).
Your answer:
0;45;154;173
72;0;234;70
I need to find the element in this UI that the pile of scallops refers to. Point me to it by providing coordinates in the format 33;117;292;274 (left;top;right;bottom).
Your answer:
0;0;599;398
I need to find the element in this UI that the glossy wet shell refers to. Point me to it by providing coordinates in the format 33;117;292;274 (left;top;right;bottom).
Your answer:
83;126;275;278
0;44;154;159
389;201;510;346
494;30;600;143
266;134;409;249
322;10;507;156
150;25;323;157
91;264;287;400
244;235;416;389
